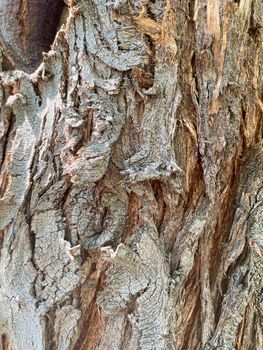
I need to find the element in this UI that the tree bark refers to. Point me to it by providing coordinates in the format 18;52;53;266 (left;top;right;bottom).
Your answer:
0;0;262;349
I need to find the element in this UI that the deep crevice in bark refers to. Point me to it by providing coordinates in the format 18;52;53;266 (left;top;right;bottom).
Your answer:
0;0;66;72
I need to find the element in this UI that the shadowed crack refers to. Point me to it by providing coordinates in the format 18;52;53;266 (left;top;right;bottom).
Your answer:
0;0;66;72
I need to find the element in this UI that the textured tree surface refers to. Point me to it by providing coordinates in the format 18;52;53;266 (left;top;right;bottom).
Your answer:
0;0;262;349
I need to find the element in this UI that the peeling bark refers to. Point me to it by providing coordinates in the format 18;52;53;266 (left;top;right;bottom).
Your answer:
0;0;262;349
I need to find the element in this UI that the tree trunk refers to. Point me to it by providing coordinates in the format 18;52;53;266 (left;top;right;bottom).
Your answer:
0;0;262;349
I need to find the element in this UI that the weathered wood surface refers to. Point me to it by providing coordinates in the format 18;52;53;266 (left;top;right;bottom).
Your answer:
0;0;262;349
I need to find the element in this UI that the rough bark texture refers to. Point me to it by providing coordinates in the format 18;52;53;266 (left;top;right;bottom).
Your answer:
0;0;262;349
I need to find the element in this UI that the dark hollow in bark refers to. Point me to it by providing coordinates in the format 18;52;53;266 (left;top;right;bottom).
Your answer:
0;0;65;72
